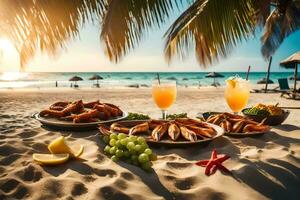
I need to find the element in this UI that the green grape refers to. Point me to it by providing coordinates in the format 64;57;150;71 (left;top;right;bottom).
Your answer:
102;136;110;144
117;133;127;140
109;139;117;146
144;148;152;156
115;140;122;148
129;149;137;155
149;153;157;161
111;155;118;162
126;142;135;150
138;153;149;163
109;133;118;140
123;150;130;158
109;146;117;155
104;145;111;153
128;135;137;142
131;154;138;162
134;144;142;152
137;136;146;144
141;161;152;171
116;149;124;158
120;138;129;146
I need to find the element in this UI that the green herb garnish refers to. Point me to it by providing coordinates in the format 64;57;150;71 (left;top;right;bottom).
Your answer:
244;108;270;117
126;112;151;120
166;113;188;120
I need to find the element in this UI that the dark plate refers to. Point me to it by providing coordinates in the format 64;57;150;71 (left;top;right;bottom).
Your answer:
99;120;224;147
33;111;128;131
197;112;272;137
242;108;290;126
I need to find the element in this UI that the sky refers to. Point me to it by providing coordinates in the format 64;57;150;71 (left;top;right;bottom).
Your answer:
0;6;299;73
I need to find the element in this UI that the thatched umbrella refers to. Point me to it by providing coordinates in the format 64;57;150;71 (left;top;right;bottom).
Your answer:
205;72;224;86
257;77;274;84
280;52;300;93
69;76;83;87
89;74;103;87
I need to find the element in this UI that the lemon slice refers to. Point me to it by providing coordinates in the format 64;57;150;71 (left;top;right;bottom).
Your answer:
33;153;69;165
69;144;84;158
227;79;237;88
48;136;84;158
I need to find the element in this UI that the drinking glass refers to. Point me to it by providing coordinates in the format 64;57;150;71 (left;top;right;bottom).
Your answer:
224;77;250;114
152;80;177;119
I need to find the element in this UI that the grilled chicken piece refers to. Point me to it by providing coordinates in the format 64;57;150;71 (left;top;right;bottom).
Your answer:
242;124;270;133
232;120;246;133
151;123;168;141
129;122;149;135
110;122;130;134
185;125;214;138
148;120;165;130
179;126;198;142
168;123;180;141
99;125;112;136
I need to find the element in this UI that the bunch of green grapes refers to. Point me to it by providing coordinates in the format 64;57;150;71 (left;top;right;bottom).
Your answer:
102;133;157;171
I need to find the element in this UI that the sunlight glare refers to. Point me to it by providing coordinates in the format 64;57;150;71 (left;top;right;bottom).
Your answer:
0;39;15;54
0;72;28;81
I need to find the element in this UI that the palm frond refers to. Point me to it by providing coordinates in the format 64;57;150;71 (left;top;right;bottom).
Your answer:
101;0;181;63
164;0;257;67
0;0;106;70
261;0;300;58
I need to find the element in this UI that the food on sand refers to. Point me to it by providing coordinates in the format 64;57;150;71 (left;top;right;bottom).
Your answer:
33;136;83;166
206;112;270;133
32;153;70;166
48;136;84;158
195;149;231;176
102;133;156;171
102;118;217;142
244;103;283;116
40;100;123;123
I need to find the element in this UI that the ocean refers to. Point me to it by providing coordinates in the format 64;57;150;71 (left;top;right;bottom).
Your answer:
0;72;297;89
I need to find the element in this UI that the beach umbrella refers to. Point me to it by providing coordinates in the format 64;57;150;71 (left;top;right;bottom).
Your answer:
89;74;103;86
69;75;83;87
280;52;300;94
257;77;274;84
205;72;224;86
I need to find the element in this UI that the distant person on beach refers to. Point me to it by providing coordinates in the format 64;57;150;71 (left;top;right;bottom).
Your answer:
70;83;73;88
55;81;58;87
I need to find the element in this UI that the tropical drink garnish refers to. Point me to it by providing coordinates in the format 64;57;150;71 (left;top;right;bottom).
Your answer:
33;153;69;165
225;76;250;113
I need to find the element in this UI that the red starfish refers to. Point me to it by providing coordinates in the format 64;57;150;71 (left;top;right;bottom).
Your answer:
195;149;231;176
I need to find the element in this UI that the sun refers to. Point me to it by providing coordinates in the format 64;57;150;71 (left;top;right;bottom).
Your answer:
0;39;15;54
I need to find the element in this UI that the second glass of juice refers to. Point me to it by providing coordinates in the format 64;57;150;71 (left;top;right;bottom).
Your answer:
224;77;250;114
152;80;177;119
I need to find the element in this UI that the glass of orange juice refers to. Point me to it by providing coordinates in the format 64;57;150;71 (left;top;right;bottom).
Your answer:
152;80;177;119
225;76;250;114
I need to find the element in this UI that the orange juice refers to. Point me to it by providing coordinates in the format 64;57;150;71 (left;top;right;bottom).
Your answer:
225;78;250;113
152;82;177;110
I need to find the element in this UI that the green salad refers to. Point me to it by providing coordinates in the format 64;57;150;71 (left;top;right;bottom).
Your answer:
166;113;188;120
125;112;151;120
243;107;270;117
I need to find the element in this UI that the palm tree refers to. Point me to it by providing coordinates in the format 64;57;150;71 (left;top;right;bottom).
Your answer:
101;0;300;66
0;0;299;69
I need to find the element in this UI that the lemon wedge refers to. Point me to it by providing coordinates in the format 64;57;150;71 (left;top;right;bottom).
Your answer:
227;79;237;88
48;136;84;158
33;153;69;165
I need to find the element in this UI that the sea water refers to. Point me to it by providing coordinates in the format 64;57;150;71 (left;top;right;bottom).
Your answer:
0;72;296;89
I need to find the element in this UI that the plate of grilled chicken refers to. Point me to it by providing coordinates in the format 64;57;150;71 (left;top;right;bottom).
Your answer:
34;100;127;130
99;118;224;146
203;112;271;136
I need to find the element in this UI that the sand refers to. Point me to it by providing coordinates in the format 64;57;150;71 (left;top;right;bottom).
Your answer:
0;87;299;200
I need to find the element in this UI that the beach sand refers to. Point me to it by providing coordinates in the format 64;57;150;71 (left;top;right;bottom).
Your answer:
0;88;299;200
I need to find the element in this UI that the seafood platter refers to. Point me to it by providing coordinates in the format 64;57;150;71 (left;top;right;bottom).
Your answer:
99;118;224;147
204;112;271;136
34;100;128;129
